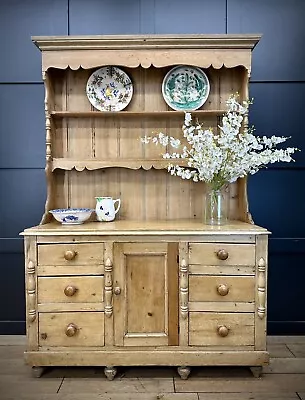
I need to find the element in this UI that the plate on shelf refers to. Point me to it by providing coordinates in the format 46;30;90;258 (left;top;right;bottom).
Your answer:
162;65;210;111
86;66;133;111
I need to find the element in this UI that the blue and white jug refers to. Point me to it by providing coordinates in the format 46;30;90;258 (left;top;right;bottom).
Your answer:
95;197;121;222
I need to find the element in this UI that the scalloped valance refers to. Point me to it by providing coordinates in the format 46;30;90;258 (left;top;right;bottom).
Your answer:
32;34;261;73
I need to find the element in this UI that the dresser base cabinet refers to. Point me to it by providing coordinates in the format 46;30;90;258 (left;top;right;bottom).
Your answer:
23;221;269;379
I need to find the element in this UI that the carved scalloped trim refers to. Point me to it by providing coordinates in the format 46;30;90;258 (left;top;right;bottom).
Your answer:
51;160;182;171
53;165;169;171
44;61;248;71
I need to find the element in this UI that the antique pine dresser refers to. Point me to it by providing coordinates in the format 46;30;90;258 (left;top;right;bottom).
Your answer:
21;34;269;380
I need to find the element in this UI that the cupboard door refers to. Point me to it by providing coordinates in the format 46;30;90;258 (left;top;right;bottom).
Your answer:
113;243;178;347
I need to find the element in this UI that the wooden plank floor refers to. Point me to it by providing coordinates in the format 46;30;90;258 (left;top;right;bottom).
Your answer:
0;336;305;400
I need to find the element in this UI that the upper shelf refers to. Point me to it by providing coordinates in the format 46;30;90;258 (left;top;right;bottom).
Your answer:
50;110;226;118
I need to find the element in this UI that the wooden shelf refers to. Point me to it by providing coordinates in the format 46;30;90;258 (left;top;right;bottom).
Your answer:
51;158;187;171
50;110;226;118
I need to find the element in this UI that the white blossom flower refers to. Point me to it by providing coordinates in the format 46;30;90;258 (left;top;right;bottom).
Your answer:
184;113;192;126
163;153;171;159
141;94;299;190
140;136;151;144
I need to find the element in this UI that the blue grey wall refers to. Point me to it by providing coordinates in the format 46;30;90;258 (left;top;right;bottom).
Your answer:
0;0;304;335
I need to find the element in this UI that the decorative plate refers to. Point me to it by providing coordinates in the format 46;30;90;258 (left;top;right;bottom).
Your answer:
86;66;133;111
162;65;210;111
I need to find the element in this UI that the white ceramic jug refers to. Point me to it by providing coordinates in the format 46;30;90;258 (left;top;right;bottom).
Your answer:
95;197;121;222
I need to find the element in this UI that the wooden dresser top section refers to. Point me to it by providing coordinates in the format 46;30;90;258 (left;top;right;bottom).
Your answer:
31;34;262;73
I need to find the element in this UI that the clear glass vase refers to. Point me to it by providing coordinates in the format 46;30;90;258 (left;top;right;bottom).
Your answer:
204;184;229;225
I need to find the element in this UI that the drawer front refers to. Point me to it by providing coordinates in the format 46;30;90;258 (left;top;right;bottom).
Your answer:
189;312;254;346
189;275;255;303
38;243;104;266
39;312;104;347
189;243;255;266
38;276;104;304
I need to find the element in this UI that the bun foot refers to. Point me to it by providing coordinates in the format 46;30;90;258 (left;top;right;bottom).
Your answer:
104;366;117;380
177;366;191;380
250;366;263;378
31;366;46;378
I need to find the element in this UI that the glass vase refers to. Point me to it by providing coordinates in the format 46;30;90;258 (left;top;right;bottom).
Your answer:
204;185;229;225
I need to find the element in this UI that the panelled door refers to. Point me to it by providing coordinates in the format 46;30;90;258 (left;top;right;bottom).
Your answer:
113;242;179;346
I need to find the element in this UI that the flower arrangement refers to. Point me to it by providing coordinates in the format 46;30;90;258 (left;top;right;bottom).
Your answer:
141;94;298;192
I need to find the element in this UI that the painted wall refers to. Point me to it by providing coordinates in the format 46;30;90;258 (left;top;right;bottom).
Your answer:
0;0;304;334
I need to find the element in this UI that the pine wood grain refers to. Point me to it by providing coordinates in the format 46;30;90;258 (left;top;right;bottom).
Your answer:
175;374;305;393
199;394;299;400
263;358;305;373
286;344;305;357
59;377;174;394
0;395;198;400
267;344;295;358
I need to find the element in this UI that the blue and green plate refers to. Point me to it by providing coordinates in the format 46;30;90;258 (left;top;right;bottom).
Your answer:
162;65;210;111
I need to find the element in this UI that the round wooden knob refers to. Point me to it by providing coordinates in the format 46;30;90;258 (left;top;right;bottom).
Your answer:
217;284;229;296
64;285;77;297
65;323;78;337
64;250;77;261
217;325;229;337
216;249;229;260
114;287;121;295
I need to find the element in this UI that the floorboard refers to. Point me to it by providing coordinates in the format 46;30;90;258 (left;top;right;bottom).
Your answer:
0;336;304;400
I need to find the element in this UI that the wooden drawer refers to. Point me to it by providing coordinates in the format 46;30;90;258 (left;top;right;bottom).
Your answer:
189;275;255;303
189;312;254;346
38;243;104;265
37;243;104;275
189;243;255;266
39;312;104;347
38;276;104;304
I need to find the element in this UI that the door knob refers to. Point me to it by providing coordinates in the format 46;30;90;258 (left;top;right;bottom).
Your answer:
114;287;121;295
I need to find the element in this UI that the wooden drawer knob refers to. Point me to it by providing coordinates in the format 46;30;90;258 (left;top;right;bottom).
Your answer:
216;249;229;260
64;285;77;297
217;325;229;337
217;284;229;296
65;323;78;337
64;250;77;261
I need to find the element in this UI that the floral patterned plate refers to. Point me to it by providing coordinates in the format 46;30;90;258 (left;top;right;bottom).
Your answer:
162;65;210;111
86;66;133;111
